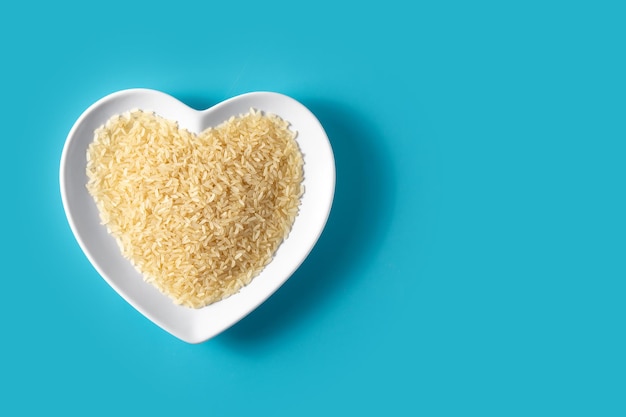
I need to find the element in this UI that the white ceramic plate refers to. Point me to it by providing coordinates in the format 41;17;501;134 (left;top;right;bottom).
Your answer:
60;89;335;343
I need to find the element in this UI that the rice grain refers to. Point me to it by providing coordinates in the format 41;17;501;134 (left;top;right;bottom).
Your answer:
86;109;303;308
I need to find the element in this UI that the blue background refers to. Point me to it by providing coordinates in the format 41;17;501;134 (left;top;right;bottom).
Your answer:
1;0;624;415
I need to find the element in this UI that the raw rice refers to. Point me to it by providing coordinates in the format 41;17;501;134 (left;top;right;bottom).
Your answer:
86;109;304;308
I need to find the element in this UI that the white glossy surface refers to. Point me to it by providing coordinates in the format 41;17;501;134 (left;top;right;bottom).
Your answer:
60;89;335;343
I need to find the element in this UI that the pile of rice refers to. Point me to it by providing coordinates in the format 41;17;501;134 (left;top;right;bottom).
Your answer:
86;109;304;308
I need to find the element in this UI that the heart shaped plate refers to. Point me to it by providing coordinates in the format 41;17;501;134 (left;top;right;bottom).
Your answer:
60;89;335;343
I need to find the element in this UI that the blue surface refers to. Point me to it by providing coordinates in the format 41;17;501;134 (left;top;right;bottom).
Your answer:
1;0;625;415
